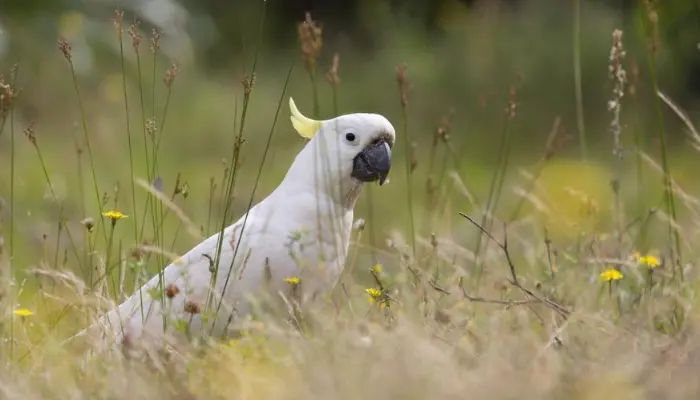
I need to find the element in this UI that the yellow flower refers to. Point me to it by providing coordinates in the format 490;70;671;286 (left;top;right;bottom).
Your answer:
102;210;128;221
13;308;34;317
372;264;382;274
600;268;623;282
365;288;385;307
283;276;300;285
637;255;660;268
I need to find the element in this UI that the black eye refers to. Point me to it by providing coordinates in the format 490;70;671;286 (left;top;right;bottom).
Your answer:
345;133;356;142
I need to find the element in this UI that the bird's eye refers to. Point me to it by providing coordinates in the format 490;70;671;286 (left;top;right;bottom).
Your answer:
345;133;356;142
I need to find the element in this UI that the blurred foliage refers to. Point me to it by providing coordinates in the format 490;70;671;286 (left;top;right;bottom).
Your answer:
1;0;700;271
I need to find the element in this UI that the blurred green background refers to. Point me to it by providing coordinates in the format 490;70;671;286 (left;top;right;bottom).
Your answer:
1;0;700;280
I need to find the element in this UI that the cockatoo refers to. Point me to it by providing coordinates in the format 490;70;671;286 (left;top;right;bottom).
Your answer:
74;97;395;349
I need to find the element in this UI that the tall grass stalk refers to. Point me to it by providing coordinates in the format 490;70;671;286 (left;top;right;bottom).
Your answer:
573;0;587;160
6;66;17;361
150;63;177;190
73;139;87;247
637;3;682;278
207;0;268;325
609;29;626;259
149;32;166;286
130;26;157;247
24;127;83;275
473;93;517;292
114;11;139;244
127;24;170;329
60;40;108;243
213;61;295;335
420;114;451;234
629;62;647;251
297;13;334;273
396;64;416;256
508;117;562;221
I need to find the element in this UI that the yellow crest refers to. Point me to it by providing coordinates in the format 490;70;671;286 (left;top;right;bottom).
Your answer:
289;97;322;139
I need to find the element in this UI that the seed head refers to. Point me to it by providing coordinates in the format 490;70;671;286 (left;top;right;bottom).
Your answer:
165;284;180;298
164;63;178;88
23;121;36;145
81;217;95;233
150;29;161;54
643;1;659;53
608;29;626;160
113;10;124;38
396;63;410;107
0;74;18;122
297;12;323;76
506;84;518;119
435;111;454;144
241;73;256;95
128;23;141;50
146;118;157;140
58;39;72;62
173;173;189;199
326;52;340;87
184;300;201;314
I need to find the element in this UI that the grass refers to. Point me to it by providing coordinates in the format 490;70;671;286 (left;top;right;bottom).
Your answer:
2;2;700;399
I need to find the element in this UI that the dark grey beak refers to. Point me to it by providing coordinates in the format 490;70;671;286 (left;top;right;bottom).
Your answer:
351;139;392;185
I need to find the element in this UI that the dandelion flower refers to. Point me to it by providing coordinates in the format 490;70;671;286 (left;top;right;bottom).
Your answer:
365;287;389;308
600;268;623;282
102;210;128;222
638;255;660;268
365;287;382;304
283;276;300;285
372;264;382;274
13;308;33;317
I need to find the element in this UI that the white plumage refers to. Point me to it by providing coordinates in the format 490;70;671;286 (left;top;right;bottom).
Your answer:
75;98;396;349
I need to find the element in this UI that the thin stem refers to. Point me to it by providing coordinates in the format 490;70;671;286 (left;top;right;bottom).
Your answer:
473;112;514;291
7;84;15;361
638;2;682;278
104;221;120;299
213;59;294;335
399;94;416;257
136;49;154;245
573;0;587;160
118;26;139;243
66;60;108;243
207;0;268;324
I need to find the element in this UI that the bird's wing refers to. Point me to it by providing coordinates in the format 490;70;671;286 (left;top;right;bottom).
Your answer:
76;219;248;347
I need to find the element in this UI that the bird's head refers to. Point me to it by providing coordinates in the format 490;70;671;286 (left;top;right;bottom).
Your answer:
289;97;395;187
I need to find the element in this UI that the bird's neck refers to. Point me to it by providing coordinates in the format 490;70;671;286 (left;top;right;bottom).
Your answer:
278;139;363;211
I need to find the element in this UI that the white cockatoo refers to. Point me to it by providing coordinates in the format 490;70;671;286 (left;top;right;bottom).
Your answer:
75;97;395;349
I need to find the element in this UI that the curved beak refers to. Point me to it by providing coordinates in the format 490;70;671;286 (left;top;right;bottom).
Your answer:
351;139;392;185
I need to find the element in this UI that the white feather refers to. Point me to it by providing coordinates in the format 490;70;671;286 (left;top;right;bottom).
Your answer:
72;102;396;351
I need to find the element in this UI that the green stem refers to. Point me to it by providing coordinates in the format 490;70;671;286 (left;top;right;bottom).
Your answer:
473;114;514;292
67;60;108;243
213;59;294;336
118;28;139;244
399;96;416;257
207;0;268;326
7;83;15;362
573;0;587;160
638;2;682;278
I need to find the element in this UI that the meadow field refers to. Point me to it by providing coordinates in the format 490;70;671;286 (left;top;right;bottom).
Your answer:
2;0;700;398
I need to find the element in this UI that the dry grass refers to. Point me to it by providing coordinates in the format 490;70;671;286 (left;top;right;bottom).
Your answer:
2;3;700;399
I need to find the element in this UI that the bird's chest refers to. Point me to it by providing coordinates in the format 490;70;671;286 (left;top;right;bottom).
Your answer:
217;212;353;304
